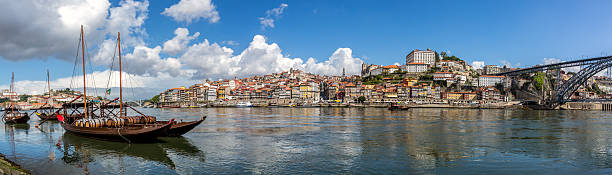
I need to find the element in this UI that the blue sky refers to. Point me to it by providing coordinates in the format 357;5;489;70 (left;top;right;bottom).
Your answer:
1;0;612;96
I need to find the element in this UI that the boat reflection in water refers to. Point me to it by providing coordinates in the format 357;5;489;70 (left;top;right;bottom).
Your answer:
57;132;206;172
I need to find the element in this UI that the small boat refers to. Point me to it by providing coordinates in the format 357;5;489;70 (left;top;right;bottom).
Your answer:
2;72;30;124
3;112;30;124
35;70;59;121
235;101;253;107
388;103;410;110
157;116;206;137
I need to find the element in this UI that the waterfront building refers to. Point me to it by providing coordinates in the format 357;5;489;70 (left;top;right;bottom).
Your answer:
404;62;429;73
478;75;505;87
484;65;501;75
433;72;454;81
406;48;436;66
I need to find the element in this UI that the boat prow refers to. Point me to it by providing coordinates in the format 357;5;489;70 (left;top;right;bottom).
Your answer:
158;116;206;137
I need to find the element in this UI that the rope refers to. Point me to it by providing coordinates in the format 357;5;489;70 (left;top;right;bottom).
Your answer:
105;38;118;100
84;39;98;98
117;127;131;144
70;37;81;89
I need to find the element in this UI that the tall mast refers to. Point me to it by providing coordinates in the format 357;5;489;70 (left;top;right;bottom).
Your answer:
10;72;13;112
47;69;50;99
47;69;51;112
81;25;87;119
118;32;123;116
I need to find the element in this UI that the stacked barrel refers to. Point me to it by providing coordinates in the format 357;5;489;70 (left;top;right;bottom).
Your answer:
73;116;157;128
121;116;157;125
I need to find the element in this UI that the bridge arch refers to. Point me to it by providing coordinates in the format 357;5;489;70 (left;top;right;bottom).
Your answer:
554;58;612;103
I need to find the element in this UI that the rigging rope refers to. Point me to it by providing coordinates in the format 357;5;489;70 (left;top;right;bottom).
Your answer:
70;37;81;90
105;37;118;100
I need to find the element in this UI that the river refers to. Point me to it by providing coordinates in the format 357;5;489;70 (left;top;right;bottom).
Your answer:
1;108;612;174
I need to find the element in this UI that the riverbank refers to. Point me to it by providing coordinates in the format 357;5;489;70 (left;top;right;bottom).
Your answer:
0;154;29;175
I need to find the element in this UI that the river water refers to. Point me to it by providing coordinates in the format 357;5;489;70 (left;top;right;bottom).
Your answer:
1;108;612;174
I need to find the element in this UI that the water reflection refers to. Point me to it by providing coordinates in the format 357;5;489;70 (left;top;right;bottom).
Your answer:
1;108;612;174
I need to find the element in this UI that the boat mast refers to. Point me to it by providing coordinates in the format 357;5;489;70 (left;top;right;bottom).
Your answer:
10;72;13;113
47;69;51;113
81;25;87;119
118;32;123;117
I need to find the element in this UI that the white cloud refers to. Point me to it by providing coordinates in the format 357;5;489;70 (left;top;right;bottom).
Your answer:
302;48;363;76
181;35;363;79
162;0;220;24
259;3;288;29
543;58;561;65
221;40;239;46
0;0;110;61
471;61;484;69
163;28;200;55
123;45;188;77
105;0;149;46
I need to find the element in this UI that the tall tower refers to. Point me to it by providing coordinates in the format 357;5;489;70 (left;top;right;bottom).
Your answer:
342;67;346;77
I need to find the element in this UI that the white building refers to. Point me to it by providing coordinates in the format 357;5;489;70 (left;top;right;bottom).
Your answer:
404;63;429;73
484;65;501;75
433;72;454;81
478;75;505;87
406;48;436;66
207;88;217;101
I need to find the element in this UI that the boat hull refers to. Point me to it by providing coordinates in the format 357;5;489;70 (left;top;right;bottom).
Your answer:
3;112;30;124
60;121;173;142
37;113;58;121
156;116;206;137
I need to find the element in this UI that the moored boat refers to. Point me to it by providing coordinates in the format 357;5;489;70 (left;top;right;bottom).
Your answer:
2;72;30;124
236;101;253;107
156;116;206;137
35;70;59;121
57;26;175;142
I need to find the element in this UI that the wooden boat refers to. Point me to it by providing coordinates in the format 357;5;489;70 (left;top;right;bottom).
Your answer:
3;112;30;124
2;72;30;124
388;103;410;110
157;116;206;137
57;26;174;142
60;119;173;141
35;70;58;121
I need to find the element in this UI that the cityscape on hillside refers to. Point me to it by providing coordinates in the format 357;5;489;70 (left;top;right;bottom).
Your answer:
153;48;612;109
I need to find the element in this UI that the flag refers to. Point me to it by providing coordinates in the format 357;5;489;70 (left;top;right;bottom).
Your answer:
57;114;64;122
106;88;111;95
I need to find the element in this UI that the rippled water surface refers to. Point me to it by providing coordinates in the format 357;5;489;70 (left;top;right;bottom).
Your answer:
2;108;612;174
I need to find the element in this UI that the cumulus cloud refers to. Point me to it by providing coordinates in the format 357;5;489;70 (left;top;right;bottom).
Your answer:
543;58;561;65
221;40;239;46
471;61;485;69
0;0;110;61
302;48;363;76
259;3;288;29
162;0;220;24
163;28;200;55
182;35;363;79
0;0;150;62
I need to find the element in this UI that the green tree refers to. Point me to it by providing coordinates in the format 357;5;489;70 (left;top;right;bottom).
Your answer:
357;96;366;103
18;95;31;102
151;94;160;103
533;72;546;90
419;74;433;81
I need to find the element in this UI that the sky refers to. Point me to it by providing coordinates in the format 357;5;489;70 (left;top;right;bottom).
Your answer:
1;0;612;99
